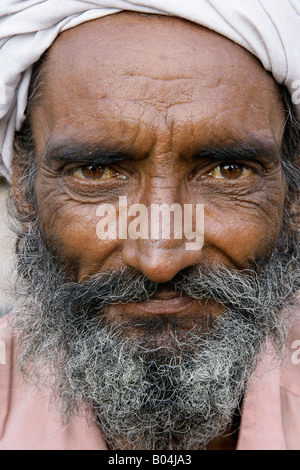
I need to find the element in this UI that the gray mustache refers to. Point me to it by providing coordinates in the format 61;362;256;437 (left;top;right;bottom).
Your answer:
56;265;266;315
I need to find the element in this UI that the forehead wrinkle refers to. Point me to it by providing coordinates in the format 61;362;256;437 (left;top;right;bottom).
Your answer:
43;12;273;93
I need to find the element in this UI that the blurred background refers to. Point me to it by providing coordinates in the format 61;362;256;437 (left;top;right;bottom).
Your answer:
0;177;16;318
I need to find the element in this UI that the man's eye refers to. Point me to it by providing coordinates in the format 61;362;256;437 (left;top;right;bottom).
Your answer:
71;165;119;181
210;163;253;180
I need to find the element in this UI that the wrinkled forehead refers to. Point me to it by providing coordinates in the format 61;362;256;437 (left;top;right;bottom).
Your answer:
43;12;281;92
30;12;285;153
47;12;263;71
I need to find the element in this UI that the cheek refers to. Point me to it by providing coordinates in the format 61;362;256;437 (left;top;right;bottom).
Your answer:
37;196;122;280
205;213;274;265
203;186;286;266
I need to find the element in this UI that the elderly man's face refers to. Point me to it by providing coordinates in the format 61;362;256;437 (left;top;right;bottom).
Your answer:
29;13;286;329
13;13;296;450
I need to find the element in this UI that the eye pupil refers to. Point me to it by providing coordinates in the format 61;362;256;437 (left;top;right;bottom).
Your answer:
220;163;243;179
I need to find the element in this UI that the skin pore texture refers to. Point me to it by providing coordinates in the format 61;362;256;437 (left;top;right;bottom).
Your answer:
10;12;299;450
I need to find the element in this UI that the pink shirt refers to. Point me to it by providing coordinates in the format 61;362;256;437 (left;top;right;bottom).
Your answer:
1;305;300;450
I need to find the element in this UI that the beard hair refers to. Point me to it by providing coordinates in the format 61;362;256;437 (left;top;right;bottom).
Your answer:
8;199;300;450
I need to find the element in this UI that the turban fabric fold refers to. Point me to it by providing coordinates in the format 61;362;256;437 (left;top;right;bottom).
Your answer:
0;0;299;181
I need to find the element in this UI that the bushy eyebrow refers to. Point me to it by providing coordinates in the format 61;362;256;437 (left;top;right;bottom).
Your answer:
193;141;281;165
44;143;132;166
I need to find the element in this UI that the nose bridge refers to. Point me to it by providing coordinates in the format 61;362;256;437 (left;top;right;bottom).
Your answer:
120;142;204;282
133;163;186;249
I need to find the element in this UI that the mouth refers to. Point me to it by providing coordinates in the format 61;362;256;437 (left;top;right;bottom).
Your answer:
131;291;200;315
116;290;210;316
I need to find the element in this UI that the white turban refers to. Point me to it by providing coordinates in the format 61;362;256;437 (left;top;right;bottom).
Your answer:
0;0;299;182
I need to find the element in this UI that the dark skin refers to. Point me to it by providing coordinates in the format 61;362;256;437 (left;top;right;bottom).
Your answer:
14;13;288;449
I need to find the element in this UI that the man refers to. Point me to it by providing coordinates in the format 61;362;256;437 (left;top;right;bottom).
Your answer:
0;1;299;450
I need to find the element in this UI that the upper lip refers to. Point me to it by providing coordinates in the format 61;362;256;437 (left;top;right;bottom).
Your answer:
150;290;180;300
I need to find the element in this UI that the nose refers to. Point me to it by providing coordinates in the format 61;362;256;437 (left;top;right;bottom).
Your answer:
120;175;204;282
122;235;204;284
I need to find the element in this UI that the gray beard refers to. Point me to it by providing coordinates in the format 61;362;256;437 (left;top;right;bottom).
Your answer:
9;214;299;450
